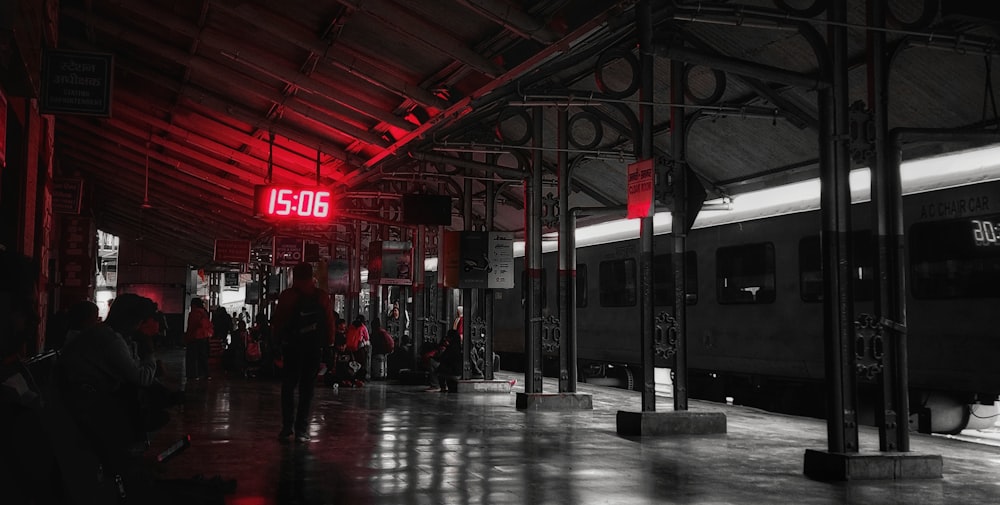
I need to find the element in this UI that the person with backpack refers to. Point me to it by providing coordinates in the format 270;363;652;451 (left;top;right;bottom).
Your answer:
271;263;336;443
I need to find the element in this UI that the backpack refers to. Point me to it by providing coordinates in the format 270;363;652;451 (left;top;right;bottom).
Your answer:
287;290;328;347
372;327;395;355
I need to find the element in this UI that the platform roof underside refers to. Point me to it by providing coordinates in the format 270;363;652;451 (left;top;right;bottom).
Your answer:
45;0;1000;266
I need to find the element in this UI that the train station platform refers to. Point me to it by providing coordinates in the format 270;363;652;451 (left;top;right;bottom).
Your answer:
148;350;1000;504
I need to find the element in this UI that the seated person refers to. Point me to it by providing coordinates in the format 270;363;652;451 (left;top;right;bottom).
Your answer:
326;318;363;388
58;293;172;495
422;329;462;392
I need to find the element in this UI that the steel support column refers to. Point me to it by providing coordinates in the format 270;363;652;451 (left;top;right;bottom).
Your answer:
670;56;689;412
413;225;426;369
638;0;656;412
820;0;859;454
557;108;577;393
484;177;496;380
867;0;907;452
524;107;545;394
462;176;474;380
348;224;362;319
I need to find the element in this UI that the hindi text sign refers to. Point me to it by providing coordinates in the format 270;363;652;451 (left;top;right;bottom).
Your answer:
627;158;655;219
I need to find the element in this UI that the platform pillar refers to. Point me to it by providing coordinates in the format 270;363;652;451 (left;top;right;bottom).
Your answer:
803;449;942;481
454;379;516;394
516;392;592;410
616;411;726;436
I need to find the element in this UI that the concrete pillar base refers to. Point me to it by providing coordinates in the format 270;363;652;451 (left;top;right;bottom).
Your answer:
454;379;515;394
515;392;593;410
616;410;727;436
803;449;943;481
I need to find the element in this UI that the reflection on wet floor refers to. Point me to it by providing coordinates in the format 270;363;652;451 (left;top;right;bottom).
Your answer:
148;350;1000;505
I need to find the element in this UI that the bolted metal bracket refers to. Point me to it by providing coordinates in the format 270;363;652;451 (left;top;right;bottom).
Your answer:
541;192;560;229
541;314;560;354
854;313;885;382
654;311;678;359
654;157;674;207
848;101;876;165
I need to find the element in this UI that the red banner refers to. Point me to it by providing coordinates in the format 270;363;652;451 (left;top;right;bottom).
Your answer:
627;158;655;219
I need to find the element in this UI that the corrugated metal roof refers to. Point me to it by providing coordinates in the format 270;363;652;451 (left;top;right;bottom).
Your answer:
45;0;1000;265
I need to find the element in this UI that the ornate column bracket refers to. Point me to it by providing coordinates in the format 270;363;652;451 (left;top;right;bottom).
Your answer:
654;311;678;360
854;313;885;382
541;314;560;354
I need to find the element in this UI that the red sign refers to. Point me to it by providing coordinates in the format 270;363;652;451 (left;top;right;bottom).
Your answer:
627;158;655;219
214;239;251;263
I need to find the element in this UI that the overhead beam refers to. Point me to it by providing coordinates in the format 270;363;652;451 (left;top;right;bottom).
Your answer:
85;2;416;132
209;1;450;110
455;0;561;44
61;35;365;175
60;137;258;219
333;0;505;77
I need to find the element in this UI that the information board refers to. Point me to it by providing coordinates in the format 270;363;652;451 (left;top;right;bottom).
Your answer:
214;239;251;264
40;49;114;116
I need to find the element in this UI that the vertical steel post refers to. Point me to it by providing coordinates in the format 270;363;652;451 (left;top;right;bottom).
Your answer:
463;176;474;380
566;209;579;392
867;0;904;452
437;224;448;342
638;0;656;412
888;142;910;452
349;224;361;319
670;58;689;412
525;106;545;394
821;0;859;454
557;107;574;393
413;225;426;369
484;177;496;380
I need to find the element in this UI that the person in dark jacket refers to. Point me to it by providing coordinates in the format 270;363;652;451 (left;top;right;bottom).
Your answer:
185;297;213;380
271;262;336;443
422;329;462;392
58;293;166;500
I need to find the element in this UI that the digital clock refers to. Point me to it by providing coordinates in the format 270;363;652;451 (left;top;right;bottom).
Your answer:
972;218;1000;246
253;185;333;219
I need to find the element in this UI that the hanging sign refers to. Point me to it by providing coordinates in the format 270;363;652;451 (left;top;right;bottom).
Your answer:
446;231;515;289
52;178;84;214
627;158;655;219
214;239;251;263
368;241;412;286
487;232;514;289
39;49;114;116
273;236;304;266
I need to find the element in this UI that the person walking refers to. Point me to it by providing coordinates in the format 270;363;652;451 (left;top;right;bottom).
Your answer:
271;262;336;443
184;297;213;381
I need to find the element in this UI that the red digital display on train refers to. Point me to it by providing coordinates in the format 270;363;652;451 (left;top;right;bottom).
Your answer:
253;185;332;219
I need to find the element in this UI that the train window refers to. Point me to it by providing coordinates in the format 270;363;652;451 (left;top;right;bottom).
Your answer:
599;259;636;307
716;243;775;304
520;269;548;309
653;252;698;306
799;232;875;302
577;264;588;308
909;215;1000;299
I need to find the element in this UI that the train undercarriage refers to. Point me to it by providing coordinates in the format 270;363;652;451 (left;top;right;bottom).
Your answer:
507;354;998;435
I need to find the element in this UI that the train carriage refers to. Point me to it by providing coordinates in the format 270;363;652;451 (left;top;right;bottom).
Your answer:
494;159;1000;434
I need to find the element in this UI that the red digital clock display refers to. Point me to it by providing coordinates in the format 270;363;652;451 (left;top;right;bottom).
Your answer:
254;185;333;219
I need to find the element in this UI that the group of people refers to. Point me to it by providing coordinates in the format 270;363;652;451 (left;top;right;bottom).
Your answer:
268;262;474;442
